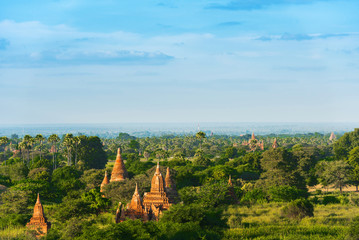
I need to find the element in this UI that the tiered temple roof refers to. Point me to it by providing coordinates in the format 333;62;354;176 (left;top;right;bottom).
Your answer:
116;183;149;222
115;163;177;222
110;148;128;182
143;162;171;210
26;194;51;237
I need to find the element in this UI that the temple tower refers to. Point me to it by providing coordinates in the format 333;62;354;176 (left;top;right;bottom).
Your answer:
100;171;109;194
116;184;150;222
143;162;171;211
329;132;336;141
251;132;256;140
165;167;178;203
110;148;128;182
26;194;51;237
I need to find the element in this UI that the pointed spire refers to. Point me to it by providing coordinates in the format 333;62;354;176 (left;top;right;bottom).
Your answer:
272;138;278;149
156;161;161;175
27;194;50;235
228;175;233;186
165;167;173;189
134;182;139;195
329;132;336;141
110;147;128;182
36;193;41;204
101;171;110;193
251;132;256;140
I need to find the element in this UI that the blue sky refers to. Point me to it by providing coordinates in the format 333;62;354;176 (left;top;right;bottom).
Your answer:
0;0;358;124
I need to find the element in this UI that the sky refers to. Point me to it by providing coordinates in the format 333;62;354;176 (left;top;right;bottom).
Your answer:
0;0;358;124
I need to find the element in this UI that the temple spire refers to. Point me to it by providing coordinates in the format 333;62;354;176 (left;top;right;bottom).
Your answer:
165;167;173;188
110;147;128;182
156;161;161;174
329;132;336;141
27;194;51;236
134;183;139;195
251;132;256;140
228;175;233;186
101;171;110;193
36;193;41;204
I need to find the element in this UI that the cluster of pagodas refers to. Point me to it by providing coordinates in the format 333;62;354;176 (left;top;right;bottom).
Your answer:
233;133;278;151
100;148;178;222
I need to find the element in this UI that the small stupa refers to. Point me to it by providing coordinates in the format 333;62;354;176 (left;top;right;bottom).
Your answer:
110;148;128;182
26;194;51;237
100;171;110;194
329;132;336;141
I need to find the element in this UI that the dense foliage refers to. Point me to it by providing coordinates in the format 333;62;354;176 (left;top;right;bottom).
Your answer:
0;129;359;239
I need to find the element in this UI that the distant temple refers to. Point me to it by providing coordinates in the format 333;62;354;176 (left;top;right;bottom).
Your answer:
227;175;237;202
241;132;264;151
272;138;278;149
100;170;110;194
110;148;128;182
329;132;336;141
116;163;177;222
26;194;51;237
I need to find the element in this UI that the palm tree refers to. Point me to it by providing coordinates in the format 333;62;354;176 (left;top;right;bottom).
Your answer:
48;134;60;170
23;135;34;164
35;134;45;161
195;131;206;150
18;141;26;163
0;136;9;166
63;134;74;166
73;136;81;165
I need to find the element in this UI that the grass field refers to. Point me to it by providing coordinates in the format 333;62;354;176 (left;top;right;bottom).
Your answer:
223;199;359;240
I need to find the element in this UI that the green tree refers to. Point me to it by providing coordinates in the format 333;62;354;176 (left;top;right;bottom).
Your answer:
52;166;83;196
0;136;9;166
317;160;351;194
63;134;74;166
257;148;306;190
35;134;45;161
48;134;60;170
77;136;107;169
81;189;111;215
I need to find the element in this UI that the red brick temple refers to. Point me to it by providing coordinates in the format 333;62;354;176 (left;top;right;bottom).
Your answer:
26;194;51;237
110;148;128;182
116;162;177;222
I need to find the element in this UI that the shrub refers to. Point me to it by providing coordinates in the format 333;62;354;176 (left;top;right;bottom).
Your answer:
241;188;267;205
268;185;308;202
322;196;340;205
349;216;359;240
338;195;349;205
281;199;314;220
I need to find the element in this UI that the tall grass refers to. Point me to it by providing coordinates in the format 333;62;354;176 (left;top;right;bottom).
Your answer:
222;201;358;239
0;226;36;240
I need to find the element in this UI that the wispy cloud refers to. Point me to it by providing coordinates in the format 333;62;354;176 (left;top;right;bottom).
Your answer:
0;38;10;50
0;49;173;67
206;0;332;11
256;33;351;41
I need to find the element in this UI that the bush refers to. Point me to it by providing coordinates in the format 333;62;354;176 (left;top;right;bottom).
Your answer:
281;199;314;220
349;216;359;240
322;196;340;205
268;185;308;202
241;188;267;205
